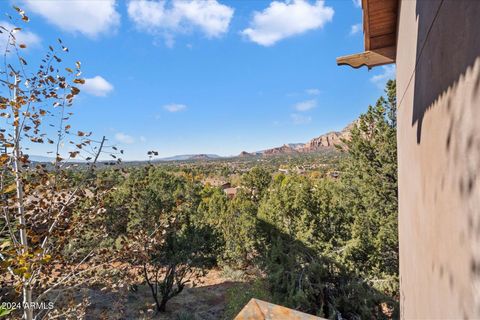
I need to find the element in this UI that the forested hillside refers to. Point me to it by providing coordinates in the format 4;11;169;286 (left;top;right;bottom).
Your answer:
0;8;398;318
2;80;399;319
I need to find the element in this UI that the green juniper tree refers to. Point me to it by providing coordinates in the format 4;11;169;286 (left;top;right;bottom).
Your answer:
340;80;398;295
251;80;399;319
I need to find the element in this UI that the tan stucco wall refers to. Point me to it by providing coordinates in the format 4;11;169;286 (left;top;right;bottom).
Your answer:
396;0;480;318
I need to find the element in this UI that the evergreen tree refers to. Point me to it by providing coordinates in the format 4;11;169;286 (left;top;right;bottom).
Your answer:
341;80;398;295
242;166;272;201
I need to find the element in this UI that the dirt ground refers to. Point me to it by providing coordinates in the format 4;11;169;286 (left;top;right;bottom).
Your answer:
79;269;242;320
2;267;249;319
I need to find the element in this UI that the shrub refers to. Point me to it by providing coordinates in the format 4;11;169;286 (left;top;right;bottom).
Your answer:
223;279;272;319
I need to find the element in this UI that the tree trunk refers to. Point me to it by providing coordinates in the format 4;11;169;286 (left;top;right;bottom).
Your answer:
12;75;33;320
22;286;33;320
159;297;168;313
144;264;162;314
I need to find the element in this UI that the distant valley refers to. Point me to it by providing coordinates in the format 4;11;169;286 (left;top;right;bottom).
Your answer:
160;121;354;161
29;122;355;163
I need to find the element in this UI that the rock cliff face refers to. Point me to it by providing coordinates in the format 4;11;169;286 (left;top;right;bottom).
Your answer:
239;151;254;157
302;132;343;150
263;144;301;155
258;121;355;156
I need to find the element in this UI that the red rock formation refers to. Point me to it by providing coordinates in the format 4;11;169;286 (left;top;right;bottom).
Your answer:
263;144;299;155
260;121;356;156
239;151;253;157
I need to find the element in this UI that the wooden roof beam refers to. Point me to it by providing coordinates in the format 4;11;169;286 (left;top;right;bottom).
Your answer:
336;46;396;69
337;0;398;69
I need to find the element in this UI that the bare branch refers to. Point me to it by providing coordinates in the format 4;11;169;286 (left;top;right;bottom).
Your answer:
34;250;96;302
40;136;106;254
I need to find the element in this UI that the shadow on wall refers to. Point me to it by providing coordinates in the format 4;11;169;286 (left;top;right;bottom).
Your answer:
412;0;480;143
409;1;480;318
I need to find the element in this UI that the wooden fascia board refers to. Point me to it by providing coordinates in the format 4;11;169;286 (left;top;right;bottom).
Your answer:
362;0;371;50
336;46;396;69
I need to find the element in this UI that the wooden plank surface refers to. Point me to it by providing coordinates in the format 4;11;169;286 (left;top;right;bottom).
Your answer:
235;298;325;320
337;0;398;68
364;0;398;50
336;46;396;69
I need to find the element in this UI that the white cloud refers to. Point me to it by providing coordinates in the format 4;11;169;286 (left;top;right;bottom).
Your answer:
163;103;186;112
0;21;41;50
291;113;312;125
241;0;334;46
21;0;120;38
127;0;234;46
81;76;114;97
294;99;317;112
352;0;362;8
350;23;362;35
305;88;320;95
370;65;396;88
140;136;147;142
174;0;234;37
115;132;135;144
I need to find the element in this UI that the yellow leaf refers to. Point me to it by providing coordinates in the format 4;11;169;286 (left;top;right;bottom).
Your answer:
1;183;16;195
13;267;27;276
0;154;9;165
41;254;51;264
0;240;11;250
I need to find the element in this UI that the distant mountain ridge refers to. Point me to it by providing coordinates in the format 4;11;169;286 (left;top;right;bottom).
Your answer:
29;155;55;162
28;122;356;162
239;121;355;157
157;154;221;161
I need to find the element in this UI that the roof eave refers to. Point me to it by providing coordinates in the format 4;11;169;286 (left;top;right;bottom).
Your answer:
336;46;396;69
337;0;399;69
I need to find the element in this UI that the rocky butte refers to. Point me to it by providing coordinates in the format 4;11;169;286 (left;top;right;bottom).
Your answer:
257;121;355;156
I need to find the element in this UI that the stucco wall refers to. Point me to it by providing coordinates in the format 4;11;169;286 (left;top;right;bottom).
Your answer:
396;0;480;318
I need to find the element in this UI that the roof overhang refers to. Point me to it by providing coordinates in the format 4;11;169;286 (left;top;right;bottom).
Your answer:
337;0;399;69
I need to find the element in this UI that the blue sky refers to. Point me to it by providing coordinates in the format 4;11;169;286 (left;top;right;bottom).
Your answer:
2;0;395;160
